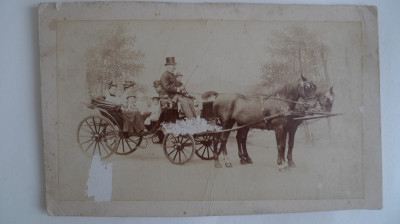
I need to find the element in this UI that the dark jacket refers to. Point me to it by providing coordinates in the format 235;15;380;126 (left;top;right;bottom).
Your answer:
160;71;178;98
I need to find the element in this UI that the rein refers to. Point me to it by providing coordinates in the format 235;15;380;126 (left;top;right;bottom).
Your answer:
198;112;293;135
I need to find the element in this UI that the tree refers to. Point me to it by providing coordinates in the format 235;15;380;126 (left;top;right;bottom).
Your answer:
260;25;331;144
262;25;329;86
86;25;145;97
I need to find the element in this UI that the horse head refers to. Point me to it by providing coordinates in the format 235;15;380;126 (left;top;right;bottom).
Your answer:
317;86;335;112
298;75;317;99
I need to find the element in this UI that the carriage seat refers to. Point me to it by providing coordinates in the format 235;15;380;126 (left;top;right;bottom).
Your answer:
90;98;121;113
200;101;215;121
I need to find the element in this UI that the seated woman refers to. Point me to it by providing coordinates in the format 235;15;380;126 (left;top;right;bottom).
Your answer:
144;96;164;143
121;95;147;134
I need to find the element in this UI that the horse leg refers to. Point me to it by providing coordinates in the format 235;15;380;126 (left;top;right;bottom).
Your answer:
241;128;253;164
287;121;301;168
236;128;247;165
213;133;222;168
274;127;288;170
220;120;235;168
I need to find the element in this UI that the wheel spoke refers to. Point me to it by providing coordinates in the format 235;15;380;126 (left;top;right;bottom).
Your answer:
182;138;190;145
91;117;98;133
125;138;134;150
85;139;96;152
80;128;95;135
84;120;96;134
79;135;94;138
92;141;99;156
98;141;102;157
99;140;110;156
181;148;188;159
206;146;210;158
197;145;205;151
121;138;126;153
173;149;179;161
127;137;139;145
80;138;93;145
103;135;117;140
202;146;207;157
167;148;176;156
178;150;181;163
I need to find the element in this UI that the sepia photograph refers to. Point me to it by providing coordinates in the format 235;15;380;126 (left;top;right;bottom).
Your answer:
39;2;381;216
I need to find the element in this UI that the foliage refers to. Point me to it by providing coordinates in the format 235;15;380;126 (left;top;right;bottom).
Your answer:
86;25;145;97
258;25;330;93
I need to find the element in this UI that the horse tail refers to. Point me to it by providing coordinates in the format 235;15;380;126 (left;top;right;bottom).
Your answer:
201;91;219;100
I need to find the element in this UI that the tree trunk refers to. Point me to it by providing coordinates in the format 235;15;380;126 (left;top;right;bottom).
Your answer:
320;45;330;84
298;47;303;76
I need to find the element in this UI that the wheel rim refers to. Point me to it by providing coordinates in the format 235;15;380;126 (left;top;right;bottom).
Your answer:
163;134;195;164
77;115;119;159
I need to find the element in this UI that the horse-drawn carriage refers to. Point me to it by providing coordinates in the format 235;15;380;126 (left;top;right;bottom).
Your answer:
77;97;222;164
77;77;340;168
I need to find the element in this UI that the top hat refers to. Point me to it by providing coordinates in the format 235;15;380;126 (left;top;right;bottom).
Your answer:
165;57;177;66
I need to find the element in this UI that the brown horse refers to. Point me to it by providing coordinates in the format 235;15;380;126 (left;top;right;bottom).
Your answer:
202;75;317;168
266;85;335;168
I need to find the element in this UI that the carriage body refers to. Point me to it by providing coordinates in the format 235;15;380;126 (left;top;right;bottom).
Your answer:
76;97;222;164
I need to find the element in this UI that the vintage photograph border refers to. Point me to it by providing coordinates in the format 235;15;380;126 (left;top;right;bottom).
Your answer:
39;2;381;216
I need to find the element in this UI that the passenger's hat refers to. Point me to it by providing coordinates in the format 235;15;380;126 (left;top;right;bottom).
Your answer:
153;80;161;87
175;72;183;77
108;81;117;89
127;95;136;99
165;57;177;66
123;80;136;90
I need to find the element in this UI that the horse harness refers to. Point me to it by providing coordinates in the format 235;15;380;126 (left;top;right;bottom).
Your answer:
258;94;318;124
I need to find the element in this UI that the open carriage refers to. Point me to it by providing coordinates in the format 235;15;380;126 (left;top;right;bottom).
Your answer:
76;98;221;164
77;92;340;165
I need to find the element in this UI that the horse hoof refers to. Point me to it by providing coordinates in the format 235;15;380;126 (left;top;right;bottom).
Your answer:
288;160;296;168
240;159;247;165
225;162;233;168
215;163;222;168
245;158;253;164
278;163;289;171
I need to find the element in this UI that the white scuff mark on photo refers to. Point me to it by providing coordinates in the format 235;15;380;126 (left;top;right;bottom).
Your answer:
55;2;62;11
38;3;48;14
86;155;113;201
162;117;221;135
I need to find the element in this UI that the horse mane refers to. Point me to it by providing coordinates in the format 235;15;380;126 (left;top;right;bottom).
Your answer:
270;81;300;99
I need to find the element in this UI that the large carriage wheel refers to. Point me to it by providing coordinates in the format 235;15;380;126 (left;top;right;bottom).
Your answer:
163;134;195;165
114;134;143;155
194;134;222;160
77;115;119;159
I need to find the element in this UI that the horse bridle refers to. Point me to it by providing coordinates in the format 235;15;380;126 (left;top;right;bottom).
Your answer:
258;81;318;116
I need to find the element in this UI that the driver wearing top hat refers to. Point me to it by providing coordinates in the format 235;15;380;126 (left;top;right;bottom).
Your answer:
160;57;196;118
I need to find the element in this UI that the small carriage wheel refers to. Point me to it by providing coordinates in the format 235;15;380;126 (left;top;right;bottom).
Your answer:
114;134;143;155
77;115;119;159
194;134;221;160
163;134;195;165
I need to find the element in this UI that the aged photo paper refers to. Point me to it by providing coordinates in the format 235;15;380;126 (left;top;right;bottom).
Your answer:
39;2;381;216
